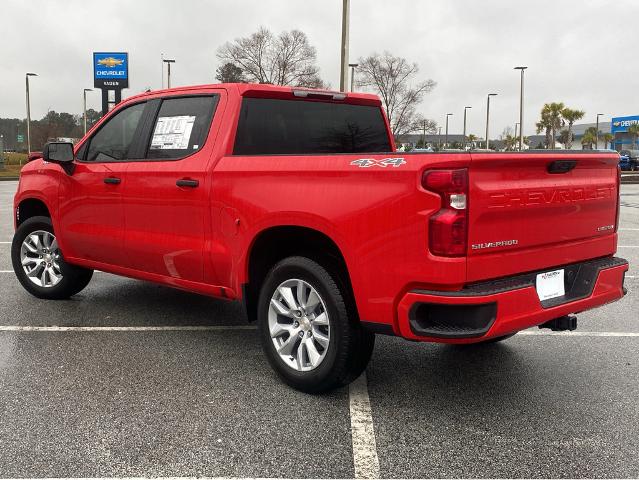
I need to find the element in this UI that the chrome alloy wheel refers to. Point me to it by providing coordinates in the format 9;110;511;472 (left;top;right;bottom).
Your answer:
20;230;63;288
268;279;331;372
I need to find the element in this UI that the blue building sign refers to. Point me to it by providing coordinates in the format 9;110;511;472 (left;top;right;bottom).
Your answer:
93;52;129;89
611;115;639;134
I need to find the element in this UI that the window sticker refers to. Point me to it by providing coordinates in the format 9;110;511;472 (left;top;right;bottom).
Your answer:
150;115;196;150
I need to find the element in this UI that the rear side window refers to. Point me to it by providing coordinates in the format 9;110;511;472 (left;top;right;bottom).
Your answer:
147;96;218;160
233;98;391;155
86;102;146;161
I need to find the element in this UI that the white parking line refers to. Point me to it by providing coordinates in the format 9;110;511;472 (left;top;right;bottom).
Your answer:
349;372;381;480
618;245;639;248
520;330;639;337
620;228;639;231
0;325;258;332
0;241;10;244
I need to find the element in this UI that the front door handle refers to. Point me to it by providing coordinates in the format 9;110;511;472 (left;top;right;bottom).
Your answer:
176;179;199;188
104;177;121;185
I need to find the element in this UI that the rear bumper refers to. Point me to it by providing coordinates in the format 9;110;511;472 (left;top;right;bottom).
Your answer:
396;256;629;343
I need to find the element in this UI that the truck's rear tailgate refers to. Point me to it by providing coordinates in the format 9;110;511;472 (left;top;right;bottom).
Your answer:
467;152;619;282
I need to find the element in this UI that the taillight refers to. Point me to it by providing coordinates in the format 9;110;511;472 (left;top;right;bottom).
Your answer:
615;163;621;232
423;168;469;256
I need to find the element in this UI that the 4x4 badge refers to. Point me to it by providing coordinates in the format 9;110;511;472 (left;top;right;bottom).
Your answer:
351;157;406;168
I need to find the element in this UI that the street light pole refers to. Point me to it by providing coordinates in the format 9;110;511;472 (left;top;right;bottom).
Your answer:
445;113;453;149
514;122;520;141
25;73;37;157
83;88;92;136
163;59;176;89
596;113;604;150
485;93;497;150
349;63;358;92
339;0;350;92
438;127;442;150
463;106;471;150
514;66;527;151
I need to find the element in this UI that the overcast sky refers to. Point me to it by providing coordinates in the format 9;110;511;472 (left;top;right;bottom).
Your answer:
1;0;636;137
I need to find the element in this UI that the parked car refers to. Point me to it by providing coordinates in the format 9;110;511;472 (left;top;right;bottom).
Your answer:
12;83;629;392
619;153;632;171
620;149;639;171
27;152;42;162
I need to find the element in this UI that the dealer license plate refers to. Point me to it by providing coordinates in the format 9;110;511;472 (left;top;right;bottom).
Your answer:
535;269;565;301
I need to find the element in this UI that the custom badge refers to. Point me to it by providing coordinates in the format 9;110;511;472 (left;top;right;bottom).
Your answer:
350;158;406;168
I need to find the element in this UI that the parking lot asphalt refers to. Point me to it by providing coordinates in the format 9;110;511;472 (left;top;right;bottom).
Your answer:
0;180;638;479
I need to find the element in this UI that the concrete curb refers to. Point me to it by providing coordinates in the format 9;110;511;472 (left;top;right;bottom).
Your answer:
0;177;19;181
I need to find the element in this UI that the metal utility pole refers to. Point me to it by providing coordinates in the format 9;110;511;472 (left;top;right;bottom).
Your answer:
463;106;471;150
161;53;164;88
25;73;37;157
514;66;527;151
596;113;604;150
83;88;92;136
349;63;358;92
445;113;453;149
514;122;520;141
339;0;350;91
438;127;442;150
163;59;175;88
485;93;497;150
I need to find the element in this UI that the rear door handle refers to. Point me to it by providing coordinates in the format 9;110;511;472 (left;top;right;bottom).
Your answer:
104;177;121;185
176;179;199;188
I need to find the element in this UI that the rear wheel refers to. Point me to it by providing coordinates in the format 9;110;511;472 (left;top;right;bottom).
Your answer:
11;216;93;299
257;256;374;393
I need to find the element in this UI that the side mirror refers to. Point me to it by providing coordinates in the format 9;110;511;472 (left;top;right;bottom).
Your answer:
43;142;74;163
42;142;75;174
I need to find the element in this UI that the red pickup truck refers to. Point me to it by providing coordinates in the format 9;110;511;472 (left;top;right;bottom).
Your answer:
12;83;629;392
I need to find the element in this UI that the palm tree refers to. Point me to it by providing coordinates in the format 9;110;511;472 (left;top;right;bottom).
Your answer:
561;107;585;149
602;132;614;150
536;116;552;148
557;129;571;148
467;133;477;149
581;127;597;149
536;103;565;148
627;125;639;149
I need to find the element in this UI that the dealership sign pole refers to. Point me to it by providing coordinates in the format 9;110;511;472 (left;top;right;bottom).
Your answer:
93;52;129;117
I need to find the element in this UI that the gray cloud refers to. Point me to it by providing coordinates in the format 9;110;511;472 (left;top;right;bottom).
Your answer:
0;0;635;137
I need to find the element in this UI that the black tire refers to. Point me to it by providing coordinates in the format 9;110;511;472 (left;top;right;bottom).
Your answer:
11;216;93;300
257;256;374;393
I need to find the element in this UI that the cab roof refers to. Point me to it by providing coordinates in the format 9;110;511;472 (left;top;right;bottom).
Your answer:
125;82;382;106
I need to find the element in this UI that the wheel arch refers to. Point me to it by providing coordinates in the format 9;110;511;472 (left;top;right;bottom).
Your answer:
16;198;51;227
243;225;357;323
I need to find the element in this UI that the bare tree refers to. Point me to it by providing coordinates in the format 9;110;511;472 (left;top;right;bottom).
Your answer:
356;52;436;137
217;27;325;88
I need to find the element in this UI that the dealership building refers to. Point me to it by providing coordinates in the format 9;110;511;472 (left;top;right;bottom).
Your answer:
609;115;639;150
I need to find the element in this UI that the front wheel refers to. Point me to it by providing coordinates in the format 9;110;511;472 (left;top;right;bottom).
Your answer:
11;216;93;299
257;256;374;393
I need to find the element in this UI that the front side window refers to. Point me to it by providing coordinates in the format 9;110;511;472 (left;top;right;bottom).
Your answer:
233;98;392;155
85;102;146;161
146;96;218;160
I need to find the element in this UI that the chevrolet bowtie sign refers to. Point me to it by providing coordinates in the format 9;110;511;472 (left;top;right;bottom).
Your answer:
611;115;639;133
93;52;129;89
